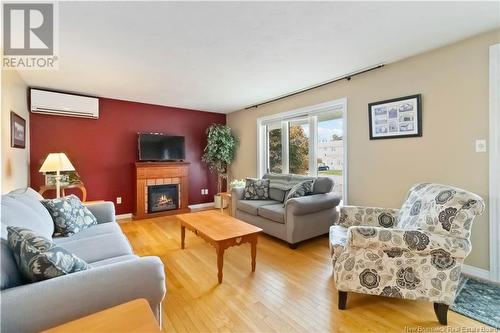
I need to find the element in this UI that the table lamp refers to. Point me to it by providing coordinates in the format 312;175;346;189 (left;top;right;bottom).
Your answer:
39;153;75;198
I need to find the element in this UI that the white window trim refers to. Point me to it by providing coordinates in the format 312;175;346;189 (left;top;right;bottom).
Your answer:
256;97;348;203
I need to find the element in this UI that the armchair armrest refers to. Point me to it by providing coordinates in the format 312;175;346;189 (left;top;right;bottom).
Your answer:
346;226;471;258
338;205;399;228
286;193;341;216
0;256;166;333
84;201;115;224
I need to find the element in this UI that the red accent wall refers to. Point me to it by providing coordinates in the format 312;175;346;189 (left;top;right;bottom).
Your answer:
29;97;225;214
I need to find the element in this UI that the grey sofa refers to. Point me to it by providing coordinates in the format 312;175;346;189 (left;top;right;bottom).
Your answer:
0;188;166;333
232;173;341;248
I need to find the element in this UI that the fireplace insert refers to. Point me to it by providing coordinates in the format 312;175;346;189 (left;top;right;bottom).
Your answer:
147;184;179;213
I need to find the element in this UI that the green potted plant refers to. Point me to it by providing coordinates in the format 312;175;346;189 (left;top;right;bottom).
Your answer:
202;124;238;208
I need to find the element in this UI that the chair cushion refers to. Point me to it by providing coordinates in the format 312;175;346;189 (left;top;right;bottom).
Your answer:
329;225;348;264
243;178;270;200
237;200;280;216
1;192;54;239
41;195;97;237
54;222;123;244
7;226;90;283
54;232;133;263
258;204;285;224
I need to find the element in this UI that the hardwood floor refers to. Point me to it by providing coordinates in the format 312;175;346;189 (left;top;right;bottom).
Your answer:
120;211;489;333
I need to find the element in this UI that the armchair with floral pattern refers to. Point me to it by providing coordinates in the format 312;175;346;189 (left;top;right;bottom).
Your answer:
329;183;485;324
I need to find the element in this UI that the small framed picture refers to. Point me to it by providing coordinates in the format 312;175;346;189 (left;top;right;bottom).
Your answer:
368;94;422;140
10;111;26;148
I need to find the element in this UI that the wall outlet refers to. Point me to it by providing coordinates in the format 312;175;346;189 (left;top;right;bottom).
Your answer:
475;139;487;152
116;197;122;204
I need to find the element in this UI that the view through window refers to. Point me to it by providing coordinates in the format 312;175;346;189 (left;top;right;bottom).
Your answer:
263;104;345;199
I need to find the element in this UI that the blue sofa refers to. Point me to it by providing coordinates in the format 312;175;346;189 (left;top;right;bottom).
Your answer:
0;188;166;332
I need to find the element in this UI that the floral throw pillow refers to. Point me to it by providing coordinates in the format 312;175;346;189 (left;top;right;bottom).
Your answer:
41;194;97;236
7;226;90;282
285;180;313;202
243;178;270;200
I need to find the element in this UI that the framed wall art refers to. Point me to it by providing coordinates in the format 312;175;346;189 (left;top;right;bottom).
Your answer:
10;111;26;148
368;94;422;140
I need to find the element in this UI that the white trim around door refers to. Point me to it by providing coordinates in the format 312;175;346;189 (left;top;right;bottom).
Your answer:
489;43;500;282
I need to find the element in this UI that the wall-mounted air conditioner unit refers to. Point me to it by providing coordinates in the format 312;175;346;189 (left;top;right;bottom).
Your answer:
30;89;99;119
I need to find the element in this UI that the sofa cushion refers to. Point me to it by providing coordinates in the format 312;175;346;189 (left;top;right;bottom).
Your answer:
269;188;286;202
285;180;313;202
243;178;270;200
263;173;293;190
9;187;44;200
89;254;139;267
55;232;133;263
1;238;23;290
7;226;90;283
1;192;54;240
41;195;97;237
258;204;285;224
237;200;279;216
54;222;123;244
313;177;334;194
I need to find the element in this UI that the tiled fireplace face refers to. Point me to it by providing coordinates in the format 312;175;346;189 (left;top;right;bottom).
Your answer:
147;183;179;213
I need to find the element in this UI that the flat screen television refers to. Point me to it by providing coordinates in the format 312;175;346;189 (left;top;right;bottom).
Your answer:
138;133;185;161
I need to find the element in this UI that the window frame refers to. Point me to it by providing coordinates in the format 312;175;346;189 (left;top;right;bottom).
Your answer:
256;97;348;203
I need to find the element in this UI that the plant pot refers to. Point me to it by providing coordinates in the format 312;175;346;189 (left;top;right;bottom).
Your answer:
214;194;228;209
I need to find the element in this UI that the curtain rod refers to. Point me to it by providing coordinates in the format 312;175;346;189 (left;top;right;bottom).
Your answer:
244;64;385;110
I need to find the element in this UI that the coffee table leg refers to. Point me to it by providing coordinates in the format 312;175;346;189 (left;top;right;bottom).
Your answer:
216;245;224;283
251;237;257;272
181;225;185;249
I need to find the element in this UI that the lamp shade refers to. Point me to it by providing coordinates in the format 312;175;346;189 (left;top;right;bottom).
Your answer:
39;153;75;173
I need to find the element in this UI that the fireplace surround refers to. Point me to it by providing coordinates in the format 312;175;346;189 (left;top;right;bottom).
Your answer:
134;162;190;219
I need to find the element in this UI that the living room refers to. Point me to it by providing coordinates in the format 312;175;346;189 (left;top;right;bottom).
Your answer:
1;1;499;332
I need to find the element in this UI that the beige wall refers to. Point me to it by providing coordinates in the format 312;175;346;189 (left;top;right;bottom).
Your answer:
228;29;500;270
1;70;30;193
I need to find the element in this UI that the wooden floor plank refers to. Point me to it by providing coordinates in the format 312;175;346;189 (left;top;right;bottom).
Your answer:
120;211;492;333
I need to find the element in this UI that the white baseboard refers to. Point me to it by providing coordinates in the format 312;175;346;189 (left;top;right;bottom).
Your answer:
462;264;491;281
116;213;132;220
188;202;215;210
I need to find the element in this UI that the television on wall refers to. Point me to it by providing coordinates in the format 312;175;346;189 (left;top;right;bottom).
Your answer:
138;133;185;161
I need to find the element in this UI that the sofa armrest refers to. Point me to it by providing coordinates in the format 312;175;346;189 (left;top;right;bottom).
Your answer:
346;226;471;258
84;201;116;224
0;256;166;333
338;205;399;228
286;193;341;216
231;187;245;214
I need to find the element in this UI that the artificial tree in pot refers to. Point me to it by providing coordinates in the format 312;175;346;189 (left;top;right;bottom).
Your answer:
202;124;238;208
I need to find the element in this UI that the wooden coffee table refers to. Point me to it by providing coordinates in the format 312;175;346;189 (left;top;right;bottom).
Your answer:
178;210;263;283
42;299;160;332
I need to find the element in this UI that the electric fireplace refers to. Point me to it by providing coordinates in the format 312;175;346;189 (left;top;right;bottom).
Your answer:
147;184;179;213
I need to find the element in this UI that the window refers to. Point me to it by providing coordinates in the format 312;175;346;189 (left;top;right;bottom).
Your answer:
288;119;309;175
257;98;347;201
266;123;282;173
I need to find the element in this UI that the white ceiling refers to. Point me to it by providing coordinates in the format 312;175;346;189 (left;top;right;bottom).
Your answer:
18;1;500;114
